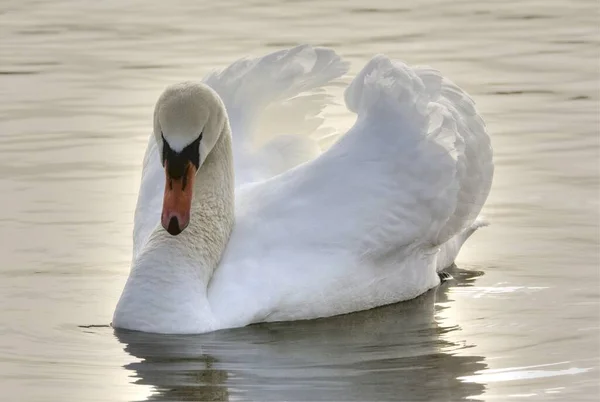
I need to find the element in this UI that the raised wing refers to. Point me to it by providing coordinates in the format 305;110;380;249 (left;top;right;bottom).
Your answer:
413;67;493;244
203;45;349;186
235;54;492;261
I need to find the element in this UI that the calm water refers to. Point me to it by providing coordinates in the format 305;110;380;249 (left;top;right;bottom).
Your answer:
1;0;598;400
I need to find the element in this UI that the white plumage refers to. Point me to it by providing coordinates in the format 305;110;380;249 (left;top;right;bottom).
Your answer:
113;45;493;334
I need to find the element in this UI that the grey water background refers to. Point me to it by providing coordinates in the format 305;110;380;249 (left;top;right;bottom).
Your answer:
0;0;598;400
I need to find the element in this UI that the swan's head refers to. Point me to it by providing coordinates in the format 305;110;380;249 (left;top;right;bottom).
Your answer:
153;82;227;236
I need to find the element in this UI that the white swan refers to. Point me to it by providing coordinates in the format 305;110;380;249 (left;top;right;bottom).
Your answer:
113;45;493;334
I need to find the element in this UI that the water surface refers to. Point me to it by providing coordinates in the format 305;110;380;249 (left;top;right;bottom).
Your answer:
0;0;598;401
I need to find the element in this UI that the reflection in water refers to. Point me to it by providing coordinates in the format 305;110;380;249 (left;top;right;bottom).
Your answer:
115;268;486;401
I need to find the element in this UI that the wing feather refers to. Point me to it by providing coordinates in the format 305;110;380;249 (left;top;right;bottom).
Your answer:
203;45;349;185
239;54;492;263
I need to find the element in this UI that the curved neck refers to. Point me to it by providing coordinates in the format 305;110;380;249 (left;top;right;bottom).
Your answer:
147;125;234;271
169;127;234;282
113;126;234;333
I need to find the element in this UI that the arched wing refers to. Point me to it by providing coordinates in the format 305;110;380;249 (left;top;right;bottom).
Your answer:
235;54;492;260
203;45;349;186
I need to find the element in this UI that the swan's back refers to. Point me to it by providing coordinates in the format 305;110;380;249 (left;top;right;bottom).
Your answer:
209;52;493;325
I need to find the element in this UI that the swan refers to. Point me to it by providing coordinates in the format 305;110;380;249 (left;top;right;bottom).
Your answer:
112;45;493;334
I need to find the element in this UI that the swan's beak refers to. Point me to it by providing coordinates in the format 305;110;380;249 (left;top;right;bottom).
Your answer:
161;161;196;236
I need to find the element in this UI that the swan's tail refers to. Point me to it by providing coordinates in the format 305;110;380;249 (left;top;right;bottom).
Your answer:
435;217;489;272
204;45;349;142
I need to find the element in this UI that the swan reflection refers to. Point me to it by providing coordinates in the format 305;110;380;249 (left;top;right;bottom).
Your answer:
115;267;486;401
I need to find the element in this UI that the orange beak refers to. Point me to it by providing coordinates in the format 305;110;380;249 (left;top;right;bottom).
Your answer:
161;160;196;236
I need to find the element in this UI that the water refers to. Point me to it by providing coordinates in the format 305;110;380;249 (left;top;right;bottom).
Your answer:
0;0;598;400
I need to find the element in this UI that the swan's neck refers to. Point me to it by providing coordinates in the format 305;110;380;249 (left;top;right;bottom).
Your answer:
154;128;235;282
113;128;234;333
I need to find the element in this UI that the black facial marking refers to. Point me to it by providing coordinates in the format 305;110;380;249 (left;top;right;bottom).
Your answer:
162;132;202;179
181;165;189;191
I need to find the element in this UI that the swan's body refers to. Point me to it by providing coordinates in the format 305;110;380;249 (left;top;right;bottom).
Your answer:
113;46;493;334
